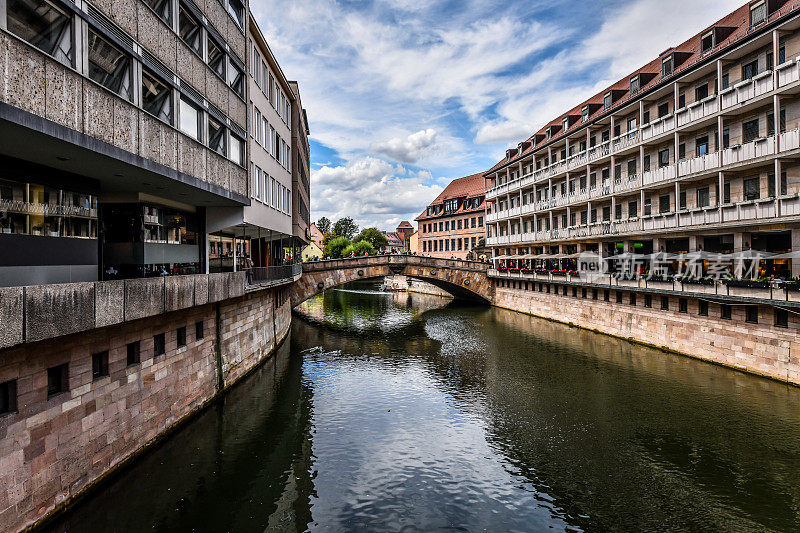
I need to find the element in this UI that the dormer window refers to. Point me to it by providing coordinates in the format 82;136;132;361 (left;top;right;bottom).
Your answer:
750;1;766;27
562;117;569;131
701;31;714;55
546;129;552;140
630;75;640;95
603;92;612;110
581;105;589;122
662;55;674;77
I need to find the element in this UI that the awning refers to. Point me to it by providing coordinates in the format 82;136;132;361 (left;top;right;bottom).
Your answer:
718;250;776;260
769;250;800;260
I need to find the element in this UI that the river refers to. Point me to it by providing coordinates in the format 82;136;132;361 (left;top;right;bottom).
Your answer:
44;280;800;532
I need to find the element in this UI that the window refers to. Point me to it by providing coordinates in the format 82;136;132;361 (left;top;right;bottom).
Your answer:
745;305;759;324
679;298;688;313
629;200;638;218
604;92;612;110
679;191;686;209
175;6;202;56
678;93;685;109
92;351;109;380
230;134;244;166
662;56;673;77
208;37;226;79
775;308;789;328
88;29;133;102
695;83;709;101
644;295;652;308
658;148;670;168
630;75;640;95
228;62;245;98
699;301;709;316
659;194;671;213
661;296;669;310
209;117;226;156
179;97;202;141
721;304;732;320
724;182;731;204
743;118;760;144
644;198;652;216
581;106;589;122
146;0;172;24
722;127;730;149
643;154;651;172
722;73;730;90
750;1;766;28
7;0;73;65
127;341;140;366
0;380;17;415
643;111;650;124
142;69;173;124
177;326;187;348
701;31;714;54
657;102;669;119
697;187;710;208
47;363;68;398
630;293;637;306
154;333;166;357
744;177;760;201
742;59;759;81
678;143;686;161
227;0;245;27
616;291;623;303
478;216;483;227
696;136;709;157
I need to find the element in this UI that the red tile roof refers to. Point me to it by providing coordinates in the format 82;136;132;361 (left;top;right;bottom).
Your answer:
415;172;487;221
397;221;414;229
484;0;800;175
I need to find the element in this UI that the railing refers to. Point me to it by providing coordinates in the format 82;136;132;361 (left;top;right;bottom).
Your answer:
754;70;774;97
780;128;800;151
723;136;775;165
777;58;800;87
613;174;641;193
0;199;97;217
248;264;302;285
612;130;639;152
642;164;677;186
641;114;674;141
588;142;611;162
678;151;721;176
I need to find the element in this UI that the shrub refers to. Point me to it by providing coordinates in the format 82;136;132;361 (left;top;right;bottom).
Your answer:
326;236;351;259
342;240;375;257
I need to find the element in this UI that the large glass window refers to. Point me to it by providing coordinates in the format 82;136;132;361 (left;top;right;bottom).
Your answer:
145;0;172;26
179;97;202;141
744;177;760;201
209;117;226;156
179;5;202;56
142;68;173;124
227;0;245;27
208;37;226;79
228;62;245;98
742;118;760;143
230;134;243;166
87;30;132;101
0;178;96;238
7;0;73;65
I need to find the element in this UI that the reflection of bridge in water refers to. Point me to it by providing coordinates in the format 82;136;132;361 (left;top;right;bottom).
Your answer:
288;256;494;306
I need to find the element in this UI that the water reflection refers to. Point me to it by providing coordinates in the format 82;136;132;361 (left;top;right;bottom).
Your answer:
45;280;800;532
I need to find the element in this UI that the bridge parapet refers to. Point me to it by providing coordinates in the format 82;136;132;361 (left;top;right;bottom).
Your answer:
302;255;490;274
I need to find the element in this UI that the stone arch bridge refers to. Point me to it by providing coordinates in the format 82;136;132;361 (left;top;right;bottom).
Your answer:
287;256;494;306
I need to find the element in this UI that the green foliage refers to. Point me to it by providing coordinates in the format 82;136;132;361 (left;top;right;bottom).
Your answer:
343;240;376;257
316;217;331;234
325;236;351;259
333;217;359;240
355;227;388;250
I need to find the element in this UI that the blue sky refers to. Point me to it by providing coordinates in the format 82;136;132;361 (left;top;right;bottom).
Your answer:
252;0;743;231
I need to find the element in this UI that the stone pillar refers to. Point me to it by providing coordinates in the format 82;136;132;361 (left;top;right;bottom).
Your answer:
653;238;666;253
793;228;800;277
734;232;751;278
689;235;700;252
623;240;633;253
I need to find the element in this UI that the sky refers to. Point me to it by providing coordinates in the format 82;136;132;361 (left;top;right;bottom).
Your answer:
251;0;744;232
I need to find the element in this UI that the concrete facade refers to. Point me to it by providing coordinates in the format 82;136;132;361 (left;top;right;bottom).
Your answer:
0;280;292;532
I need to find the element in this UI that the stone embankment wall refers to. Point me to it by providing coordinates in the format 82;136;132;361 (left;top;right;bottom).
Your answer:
0;283;291;532
493;284;800;385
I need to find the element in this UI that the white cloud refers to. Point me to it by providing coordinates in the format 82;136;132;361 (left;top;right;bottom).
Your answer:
371;129;438;164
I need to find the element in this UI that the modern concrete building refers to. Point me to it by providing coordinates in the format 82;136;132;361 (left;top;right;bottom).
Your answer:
417;173;486;259
484;0;800;279
0;0;253;285
289;79;311;250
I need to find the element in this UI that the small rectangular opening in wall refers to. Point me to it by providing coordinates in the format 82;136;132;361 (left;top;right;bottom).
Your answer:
604;290;610;302
196;321;205;340
630;293;637;306
127;341;140;366
679;298;688;313
645;295;652;308
47;364;68;398
699;301;709;316
775;309;789;328
746;306;759;324
92;351;109;380
154;333;166;358
0;380;17;415
177;326;187;348
573;287;578;297
581;288;587;299
592;289;598;300
616;291;623;303
546;284;551;294
563;286;568;296
721;304;732;320
661;296;669;311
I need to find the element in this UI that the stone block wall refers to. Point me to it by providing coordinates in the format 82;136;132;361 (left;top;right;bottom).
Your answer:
493;284;800;385
0;284;291;532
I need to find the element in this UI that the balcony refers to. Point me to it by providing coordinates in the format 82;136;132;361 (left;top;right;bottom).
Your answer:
780;128;800;151
678;151;721;176
588;142;611;163
722;136;775;165
777;57;800;87
612;130;639;152
640;114;674;141
614;174;641;193
721;71;774;110
676;95;718;127
642;164;677;186
567;152;588;172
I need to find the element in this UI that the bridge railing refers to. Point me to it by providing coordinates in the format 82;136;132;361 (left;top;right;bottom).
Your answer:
247;264;302;286
302;254;491;273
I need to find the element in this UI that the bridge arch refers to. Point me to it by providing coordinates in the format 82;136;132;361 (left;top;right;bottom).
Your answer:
286;256;494;307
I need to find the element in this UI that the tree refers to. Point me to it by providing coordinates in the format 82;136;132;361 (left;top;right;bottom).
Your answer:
355;228;388;250
325;236;351;259
343;240;375;257
316;217;331;234
332;217;359;240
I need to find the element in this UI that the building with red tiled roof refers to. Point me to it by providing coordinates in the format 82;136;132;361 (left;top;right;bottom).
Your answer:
416;173;486;259
483;0;800;279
